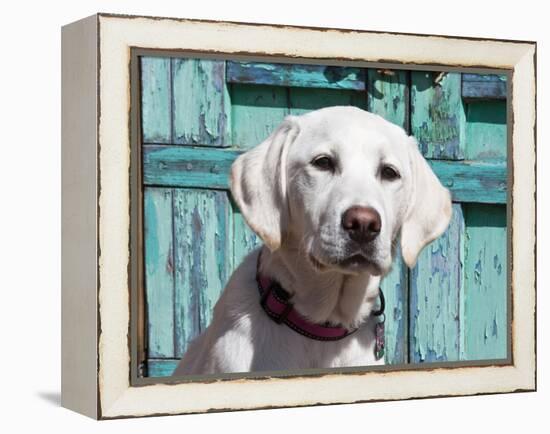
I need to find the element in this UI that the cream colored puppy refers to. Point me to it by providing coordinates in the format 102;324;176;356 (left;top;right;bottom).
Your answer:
174;106;451;376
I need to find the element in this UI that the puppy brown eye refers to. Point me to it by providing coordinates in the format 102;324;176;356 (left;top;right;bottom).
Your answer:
312;156;335;172
381;165;400;181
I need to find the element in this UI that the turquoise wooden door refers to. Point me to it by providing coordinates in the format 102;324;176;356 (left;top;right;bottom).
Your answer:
139;56;507;377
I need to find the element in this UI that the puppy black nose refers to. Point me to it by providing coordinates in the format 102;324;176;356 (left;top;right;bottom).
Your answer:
342;206;381;243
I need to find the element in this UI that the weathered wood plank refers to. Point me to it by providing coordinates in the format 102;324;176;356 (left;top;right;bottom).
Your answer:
289;87;366;116
367;68;409;364
428;160;507;204
380;249;408;364
142;145;507;203
411;72;465;159
233;211;261;268
462;74;507;101
461;92;508;362
465;100;507;160
172;58;230;146
173;189;232;357
367;69;409;132
227;61;366;90
410;204;464;362
462;204;507;360
231;83;289;149
201;191;232;329
143;188;175;358
140;57;171;143
143;145;240;189
147;359;178;377
172;189;200;359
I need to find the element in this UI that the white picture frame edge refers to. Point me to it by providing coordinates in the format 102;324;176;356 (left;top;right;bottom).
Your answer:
61;13;536;420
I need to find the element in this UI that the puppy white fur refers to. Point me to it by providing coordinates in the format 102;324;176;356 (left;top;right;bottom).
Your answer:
173;106;452;376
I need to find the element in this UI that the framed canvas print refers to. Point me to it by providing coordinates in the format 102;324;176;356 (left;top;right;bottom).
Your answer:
61;13;536;419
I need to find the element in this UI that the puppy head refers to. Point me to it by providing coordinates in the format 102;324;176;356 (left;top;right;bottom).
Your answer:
230;106;452;274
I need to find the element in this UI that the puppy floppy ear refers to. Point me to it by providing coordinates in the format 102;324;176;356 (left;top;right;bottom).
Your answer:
401;136;453;268
230;116;300;252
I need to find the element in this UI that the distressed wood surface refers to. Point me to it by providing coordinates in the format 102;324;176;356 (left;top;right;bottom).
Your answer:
172;58;230;146
289;87;366;116
428;160;506;204
465;100;507;160
230;83;289;149
173;189;232;357
142;145;240;189
461;91;507;360
172;189;200;359
367;68;409;364
140;58;510;376
227;61;366;90
140;57;171;143
147;359;178;377
367;69;410;132
462;74;507;101
143;188;175;358
233;211;261;268
462;204;507;360
143;145;506;203
411;71;465;159
410;205;464;362
380;251;408;364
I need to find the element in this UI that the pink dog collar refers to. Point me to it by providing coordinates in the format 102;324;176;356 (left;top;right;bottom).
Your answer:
257;273;356;341
256;249;386;345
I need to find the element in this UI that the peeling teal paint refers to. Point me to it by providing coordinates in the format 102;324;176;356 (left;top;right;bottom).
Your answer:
367;69;409;133
289;87;366;116
144;188;175;358
411;72;465;159
233;211;261;267
147;359;178;377
172;58;230;146
465;100;507;161
462;204;507;360
231;83;289;149
380;251;408;364
140;58;509;375
410;205;464;363
141;58;171;143
462;74;507;100
172;189;231;357
227;61;366;90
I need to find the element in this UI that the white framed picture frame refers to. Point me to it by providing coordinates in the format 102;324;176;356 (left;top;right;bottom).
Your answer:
61;13;536;419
